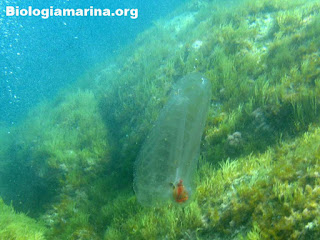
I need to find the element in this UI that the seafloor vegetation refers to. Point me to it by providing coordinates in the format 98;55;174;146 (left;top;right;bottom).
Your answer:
0;0;320;239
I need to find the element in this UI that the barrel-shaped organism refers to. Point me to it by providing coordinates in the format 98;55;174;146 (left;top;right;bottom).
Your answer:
133;72;211;206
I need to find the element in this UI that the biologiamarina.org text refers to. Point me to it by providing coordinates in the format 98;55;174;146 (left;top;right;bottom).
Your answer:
6;6;138;19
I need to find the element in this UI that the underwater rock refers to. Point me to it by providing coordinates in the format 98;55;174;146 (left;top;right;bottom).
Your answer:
133;72;211;206
251;107;272;133
227;131;243;147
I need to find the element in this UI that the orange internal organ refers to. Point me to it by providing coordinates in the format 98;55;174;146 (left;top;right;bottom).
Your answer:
173;179;189;203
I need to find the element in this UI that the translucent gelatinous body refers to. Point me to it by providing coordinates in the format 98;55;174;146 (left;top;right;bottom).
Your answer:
133;73;211;206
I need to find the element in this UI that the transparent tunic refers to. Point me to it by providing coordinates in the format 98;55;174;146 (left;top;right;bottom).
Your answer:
134;72;211;206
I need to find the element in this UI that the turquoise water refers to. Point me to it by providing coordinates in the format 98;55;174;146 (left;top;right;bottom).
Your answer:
0;0;185;123
1;0;320;239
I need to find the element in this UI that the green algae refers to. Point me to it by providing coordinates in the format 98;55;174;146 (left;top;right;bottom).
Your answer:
103;125;320;240
97;0;320;238
0;198;46;240
1;89;111;238
0;0;320;239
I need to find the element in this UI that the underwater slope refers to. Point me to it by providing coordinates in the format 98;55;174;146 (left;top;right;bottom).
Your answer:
101;0;320;238
0;0;320;239
105;126;320;239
